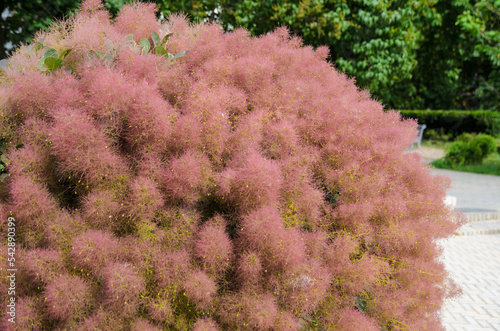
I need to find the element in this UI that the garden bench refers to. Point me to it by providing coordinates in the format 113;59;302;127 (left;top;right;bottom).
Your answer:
409;124;426;150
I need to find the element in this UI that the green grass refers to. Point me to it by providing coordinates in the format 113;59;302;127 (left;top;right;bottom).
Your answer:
421;139;449;149
431;152;500;176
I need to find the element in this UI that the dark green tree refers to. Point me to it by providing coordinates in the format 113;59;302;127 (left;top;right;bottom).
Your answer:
402;0;499;110
455;0;500;110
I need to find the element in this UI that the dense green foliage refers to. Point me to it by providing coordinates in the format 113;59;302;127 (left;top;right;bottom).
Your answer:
399;110;500;138
432;152;500;176
444;133;498;165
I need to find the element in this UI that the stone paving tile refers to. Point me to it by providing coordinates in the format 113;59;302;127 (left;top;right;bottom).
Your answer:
439;234;500;330
430;168;500;213
457;220;500;236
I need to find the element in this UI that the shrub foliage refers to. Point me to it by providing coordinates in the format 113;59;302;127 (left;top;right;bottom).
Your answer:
0;1;462;329
444;133;498;166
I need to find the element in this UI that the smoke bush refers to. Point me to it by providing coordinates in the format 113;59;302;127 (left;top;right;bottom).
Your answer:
0;0;462;329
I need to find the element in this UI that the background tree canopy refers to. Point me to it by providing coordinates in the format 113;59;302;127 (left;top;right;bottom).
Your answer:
2;0;499;110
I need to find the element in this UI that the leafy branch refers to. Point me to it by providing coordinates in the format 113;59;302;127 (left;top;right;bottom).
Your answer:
139;31;189;60
35;39;72;73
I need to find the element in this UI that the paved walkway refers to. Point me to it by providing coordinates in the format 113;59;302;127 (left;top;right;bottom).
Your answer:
429;168;500;331
439;234;500;330
431;168;500;213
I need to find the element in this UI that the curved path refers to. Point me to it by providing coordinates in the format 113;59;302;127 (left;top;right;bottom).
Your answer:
430;168;500;330
431;168;500;213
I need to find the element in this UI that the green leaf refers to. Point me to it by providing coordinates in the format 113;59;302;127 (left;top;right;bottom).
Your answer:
26;45;34;56
0;59;9;69
162;33;173;45
44;57;63;71
0;174;8;182
0;164;4;171
1;153;9;163
122;34;136;50
140;39;151;55
174;50;189;59
151;31;161;47
59;49;72;60
37;59;48;71
155;45;168;56
33;42;44;51
43;48;58;59
105;39;114;52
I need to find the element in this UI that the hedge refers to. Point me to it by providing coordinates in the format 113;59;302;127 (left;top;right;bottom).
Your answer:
398;110;500;138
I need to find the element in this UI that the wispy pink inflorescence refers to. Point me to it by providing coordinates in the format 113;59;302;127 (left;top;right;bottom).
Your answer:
194;217;232;278
120;86;177;153
336;308;380;331
0;1;462;327
261;119;299;159
220;293;279;329
7;145;52;183
273;311;300;331
116;49;164;86
70;230;120;277
130;318;163;331
148;296;174;323
76;308;124;330
276;259;332;316
181;82;233;161
44;274;93;321
102;261;146;318
157;59;193;107
79;65;133;118
79;0;107;16
279;158;324;229
183;270;217;310
223;109;264;159
0;296;43;331
161;150;211;205
9;175;58;228
81;189;123;229
235;250;263;288
7;71;52;119
167;112;203;154
240;206;307;269
48;107;129;187
66;9;120;59
217;150;282;212
19;248;65;285
153;249;191;288
114;2;160;42
128;176;164;222
192;317;220;331
50;72;85;110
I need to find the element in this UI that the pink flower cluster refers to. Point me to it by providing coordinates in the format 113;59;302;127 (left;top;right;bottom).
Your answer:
0;0;463;329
